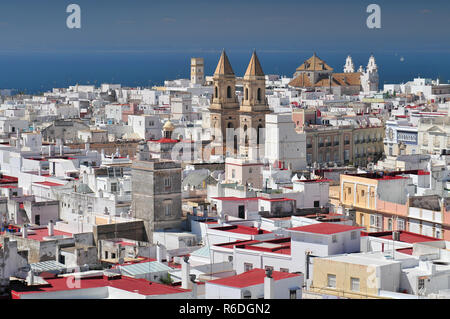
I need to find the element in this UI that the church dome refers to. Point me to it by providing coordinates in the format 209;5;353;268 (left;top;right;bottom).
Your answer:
163;120;175;131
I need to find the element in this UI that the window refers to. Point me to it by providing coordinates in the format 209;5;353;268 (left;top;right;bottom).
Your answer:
110;183;118;193
397;218;405;231
164;204;171;216
331;235;337;243
228;256;233;262
327;274;336;288
280;268;289;273
111;253;116;259
314;200;320;208
257;88;261;101
231;169;236;178
418;278;425;291
227;86;231;98
350;231;357;240
289;289;297;299
388;218;393;231
244;263;253;272
164;178;171;188
351;277;360;292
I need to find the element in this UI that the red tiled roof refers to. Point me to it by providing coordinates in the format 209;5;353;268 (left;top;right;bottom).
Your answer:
396;247;413;255
148;138;179;144
368;231;441;244
0;175;18;184
211;197;259;202
288;222;364;235
22;228;73;242
258;197;294;202
212;225;271;235
294;179;331;183
208;268;300;288
33;181;65;187
11;275;189;298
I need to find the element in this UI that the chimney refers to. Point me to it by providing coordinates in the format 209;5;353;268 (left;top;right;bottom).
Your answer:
181;256;191;289
28;270;34;286
22;225;28;238
48;220;54;236
190;274;197;299
156;243;163;262
264;268;274;299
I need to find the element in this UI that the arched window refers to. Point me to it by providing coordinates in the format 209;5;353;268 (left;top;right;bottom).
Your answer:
227;86;231;98
245;88;249;100
243;125;248;146
257;88;261;101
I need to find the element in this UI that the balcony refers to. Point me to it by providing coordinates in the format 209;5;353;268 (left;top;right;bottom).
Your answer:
334;142;339;146
318;143;324;148
344;140;350;145
326;142;332;147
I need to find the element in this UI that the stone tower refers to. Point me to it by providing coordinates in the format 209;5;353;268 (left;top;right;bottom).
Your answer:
190;57;204;85
131;145;183;243
239;51;271;159
208;50;240;157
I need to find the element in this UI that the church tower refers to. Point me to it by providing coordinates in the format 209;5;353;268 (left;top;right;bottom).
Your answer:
343;55;355;73
208;50;240;156
239;51;271;159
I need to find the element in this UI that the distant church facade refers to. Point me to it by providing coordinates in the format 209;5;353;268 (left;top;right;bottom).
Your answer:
288;53;379;95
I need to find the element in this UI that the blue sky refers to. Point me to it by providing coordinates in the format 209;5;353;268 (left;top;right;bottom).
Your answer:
0;0;449;53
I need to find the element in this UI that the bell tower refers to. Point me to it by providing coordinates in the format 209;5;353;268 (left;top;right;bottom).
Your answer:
239;51;271;159
208;50;240;157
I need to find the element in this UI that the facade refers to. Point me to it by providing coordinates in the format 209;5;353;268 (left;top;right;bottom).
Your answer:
417;117;450;155
131;149;183;242
205;268;303;299
264;113;307;171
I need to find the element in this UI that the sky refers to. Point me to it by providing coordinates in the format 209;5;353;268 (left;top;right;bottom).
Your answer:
0;0;449;54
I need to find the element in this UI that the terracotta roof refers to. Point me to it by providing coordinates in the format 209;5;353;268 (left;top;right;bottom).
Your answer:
288;73;313;87
244;51;264;77
214;50;234;76
333;73;361;86
296;53;333;72
289;72;361;88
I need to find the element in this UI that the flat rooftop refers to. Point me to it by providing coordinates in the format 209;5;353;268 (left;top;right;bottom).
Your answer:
364;231;442;244
207;268;300;288
289;222;364;235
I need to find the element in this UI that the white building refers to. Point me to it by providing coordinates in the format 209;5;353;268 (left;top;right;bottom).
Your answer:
205;268;303;299
264;113;306;171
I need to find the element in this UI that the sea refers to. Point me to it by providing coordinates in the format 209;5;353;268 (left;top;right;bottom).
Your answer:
0;50;449;94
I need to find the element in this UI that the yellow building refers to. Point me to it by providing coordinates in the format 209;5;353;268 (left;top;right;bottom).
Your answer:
311;253;401;299
339;172;410;232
